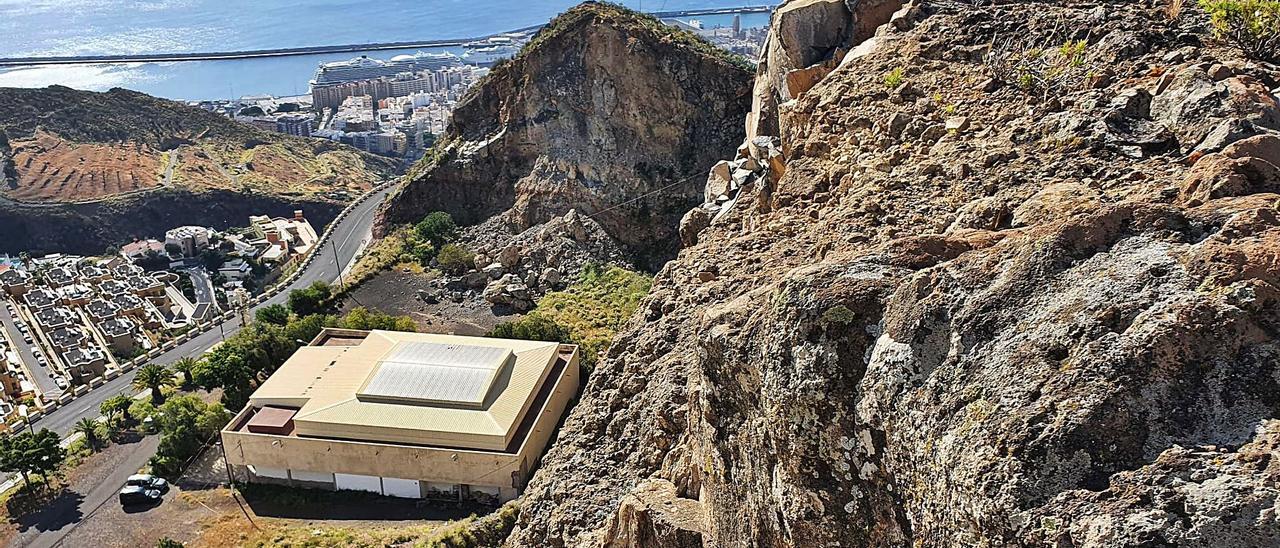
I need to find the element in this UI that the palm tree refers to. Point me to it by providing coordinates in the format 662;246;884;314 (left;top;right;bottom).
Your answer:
73;418;103;452
133;363;174;405
100;394;133;424
171;357;199;388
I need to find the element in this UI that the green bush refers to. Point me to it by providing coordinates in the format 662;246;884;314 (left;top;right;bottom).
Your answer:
436;244;475;275
148;395;230;478
488;314;573;343
254;303;290;325
287;280;332;317
414;211;458;249
489;266;652;370
1200;0;1280;62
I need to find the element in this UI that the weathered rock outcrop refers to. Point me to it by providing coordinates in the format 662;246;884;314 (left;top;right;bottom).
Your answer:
509;1;1280;546
374;3;753;267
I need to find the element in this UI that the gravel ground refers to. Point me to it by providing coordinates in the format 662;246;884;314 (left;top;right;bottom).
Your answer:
340;269;522;336
4;431;159;548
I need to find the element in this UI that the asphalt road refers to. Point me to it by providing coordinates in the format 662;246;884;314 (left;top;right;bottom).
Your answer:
0;304;62;398
26;185;395;439
22;436;160;548
185;268;216;307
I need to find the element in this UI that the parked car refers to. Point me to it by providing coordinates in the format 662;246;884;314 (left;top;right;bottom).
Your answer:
54;377;68;389
125;474;169;492
118;485;162;506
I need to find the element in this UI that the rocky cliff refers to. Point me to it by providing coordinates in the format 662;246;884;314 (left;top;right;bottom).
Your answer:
509;1;1280;546
0;86;395;253
374;3;753;267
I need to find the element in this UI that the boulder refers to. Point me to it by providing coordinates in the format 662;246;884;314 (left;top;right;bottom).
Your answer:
497;246;521;269
705;161;732;204
1179;153;1280;206
679;207;712;247
748;0;903;140
461;270;489;289
1221;133;1280;166
600;479;706;548
483;262;506;279
542;267;564;287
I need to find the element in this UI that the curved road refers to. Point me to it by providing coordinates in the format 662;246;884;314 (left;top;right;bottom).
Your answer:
28;184;396;439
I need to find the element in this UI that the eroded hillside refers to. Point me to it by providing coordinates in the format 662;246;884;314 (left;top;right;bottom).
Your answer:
508;1;1280;546
375;3;754;268
0;86;396;254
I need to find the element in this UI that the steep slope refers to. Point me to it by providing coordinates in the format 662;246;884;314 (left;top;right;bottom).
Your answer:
509;1;1280;546
0;86;396;254
375;3;753;267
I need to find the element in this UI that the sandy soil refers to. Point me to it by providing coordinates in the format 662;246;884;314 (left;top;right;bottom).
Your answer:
339;269;523;336
6;132;162;202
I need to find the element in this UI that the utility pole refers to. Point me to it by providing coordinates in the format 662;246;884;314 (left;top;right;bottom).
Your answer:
331;237;346;292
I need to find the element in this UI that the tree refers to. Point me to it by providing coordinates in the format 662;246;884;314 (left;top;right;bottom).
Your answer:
414;211;458;249
254;303;290;326
436;244;475;275
134;363;175;405
73;418;103;452
149;395;231;477
284;313;328;345
199;248;226;271
171;357;199;387
0;429;66;488
100;394;133;424
156;538;185;548
194;350;255;411
287;280;332;317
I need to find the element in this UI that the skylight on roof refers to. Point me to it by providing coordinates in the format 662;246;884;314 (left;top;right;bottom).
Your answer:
357;342;513;408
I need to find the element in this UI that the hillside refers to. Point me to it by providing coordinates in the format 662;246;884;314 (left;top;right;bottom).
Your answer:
507;0;1280;546
0;86;396;254
0;86;395;204
374;2;753;268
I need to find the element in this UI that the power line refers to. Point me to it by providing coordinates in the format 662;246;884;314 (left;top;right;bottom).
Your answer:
584;170;706;221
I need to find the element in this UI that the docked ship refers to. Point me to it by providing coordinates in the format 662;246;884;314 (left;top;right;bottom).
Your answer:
460;33;529;65
312;51;461;86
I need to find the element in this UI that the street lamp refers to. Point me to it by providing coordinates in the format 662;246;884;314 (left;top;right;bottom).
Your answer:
16;405;34;435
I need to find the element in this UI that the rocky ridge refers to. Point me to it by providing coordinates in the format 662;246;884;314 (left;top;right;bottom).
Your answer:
508;1;1280;546
374;2;754;269
420;209;635;312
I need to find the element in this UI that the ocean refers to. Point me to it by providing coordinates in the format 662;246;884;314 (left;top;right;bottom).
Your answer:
0;0;769;100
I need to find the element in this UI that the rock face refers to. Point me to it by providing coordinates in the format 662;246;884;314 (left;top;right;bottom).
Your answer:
508;1;1280;547
374;3;753;268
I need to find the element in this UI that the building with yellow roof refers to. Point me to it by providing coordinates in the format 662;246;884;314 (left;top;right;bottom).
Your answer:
220;328;580;503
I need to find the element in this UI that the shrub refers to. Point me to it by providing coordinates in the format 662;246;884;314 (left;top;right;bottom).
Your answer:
414;211;458;249
436;244;475;275
986;38;1098;98
488;314;573;343
883;66;906;88
1200;0;1280;62
489;266;652;370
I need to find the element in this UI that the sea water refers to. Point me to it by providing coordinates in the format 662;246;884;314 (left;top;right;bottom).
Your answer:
0;0;768;100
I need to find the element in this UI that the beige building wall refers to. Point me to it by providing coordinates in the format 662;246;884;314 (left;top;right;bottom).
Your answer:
221;348;580;501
